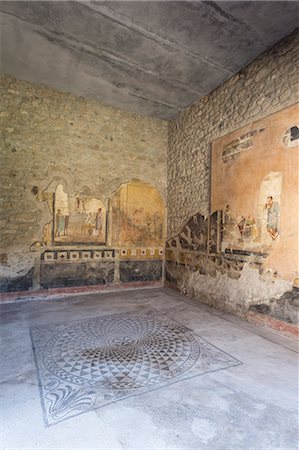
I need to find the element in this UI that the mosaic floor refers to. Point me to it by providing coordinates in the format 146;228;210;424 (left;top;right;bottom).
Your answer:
31;309;241;425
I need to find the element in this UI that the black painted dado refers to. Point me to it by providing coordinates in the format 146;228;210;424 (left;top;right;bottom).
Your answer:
120;260;162;282
0;267;34;292
40;261;115;289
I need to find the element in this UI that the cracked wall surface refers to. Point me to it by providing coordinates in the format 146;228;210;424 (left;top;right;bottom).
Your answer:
0;75;167;288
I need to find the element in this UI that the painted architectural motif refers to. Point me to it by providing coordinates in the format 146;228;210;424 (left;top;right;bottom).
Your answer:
53;184;106;243
54;184;107;244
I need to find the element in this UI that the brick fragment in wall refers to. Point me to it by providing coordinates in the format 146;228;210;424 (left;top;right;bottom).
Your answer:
167;30;299;237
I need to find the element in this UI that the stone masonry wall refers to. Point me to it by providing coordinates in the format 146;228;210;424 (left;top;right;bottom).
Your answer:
0;75;167;284
168;30;299;237
166;30;299;331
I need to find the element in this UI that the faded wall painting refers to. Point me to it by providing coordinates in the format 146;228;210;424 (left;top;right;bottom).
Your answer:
258;172;282;242
110;180;165;247
54;184;106;244
211;104;299;281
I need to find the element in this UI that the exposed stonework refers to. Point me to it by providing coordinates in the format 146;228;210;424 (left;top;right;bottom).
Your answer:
0;75;167;283
1;27;298;336
175;264;293;319
165;210;296;320
166;31;299;332
167;30;299;237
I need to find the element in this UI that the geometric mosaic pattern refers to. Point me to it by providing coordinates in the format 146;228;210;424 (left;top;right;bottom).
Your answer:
30;310;241;426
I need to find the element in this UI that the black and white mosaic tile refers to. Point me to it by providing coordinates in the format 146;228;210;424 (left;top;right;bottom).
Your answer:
31;310;241;425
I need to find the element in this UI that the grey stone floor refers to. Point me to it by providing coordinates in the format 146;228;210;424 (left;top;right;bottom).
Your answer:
1;287;298;450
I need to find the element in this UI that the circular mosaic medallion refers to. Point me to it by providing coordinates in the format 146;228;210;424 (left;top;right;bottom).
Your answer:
43;312;200;390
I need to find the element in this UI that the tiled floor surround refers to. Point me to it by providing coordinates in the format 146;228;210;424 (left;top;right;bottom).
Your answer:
1;288;298;449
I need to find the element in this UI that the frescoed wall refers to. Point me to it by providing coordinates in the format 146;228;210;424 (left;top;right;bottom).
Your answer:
37;179;166;289
54;184;107;244
167;30;298;237
0;75;167;293
166;32;299;334
211;104;299;282
1;29;299;338
166;104;299;331
110;180;165;247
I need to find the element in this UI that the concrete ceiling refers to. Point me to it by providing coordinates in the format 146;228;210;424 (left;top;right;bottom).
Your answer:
1;1;298;119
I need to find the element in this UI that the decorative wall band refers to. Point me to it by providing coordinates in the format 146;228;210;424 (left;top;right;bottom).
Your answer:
119;247;164;258
41;247;165;263
41;249;117;263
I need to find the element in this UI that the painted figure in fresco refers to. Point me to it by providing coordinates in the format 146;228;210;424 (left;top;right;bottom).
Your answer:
64;215;69;236
237;215;259;242
264;196;279;240
55;209;65;236
82;213;93;235
222;204;235;246
237;216;246;240
95;208;103;237
75;197;86;213
223;204;232;229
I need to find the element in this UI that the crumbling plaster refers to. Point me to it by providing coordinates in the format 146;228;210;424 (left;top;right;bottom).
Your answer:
180;264;293;318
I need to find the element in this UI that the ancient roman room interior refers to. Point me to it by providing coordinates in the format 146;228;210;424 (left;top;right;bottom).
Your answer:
0;1;298;449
